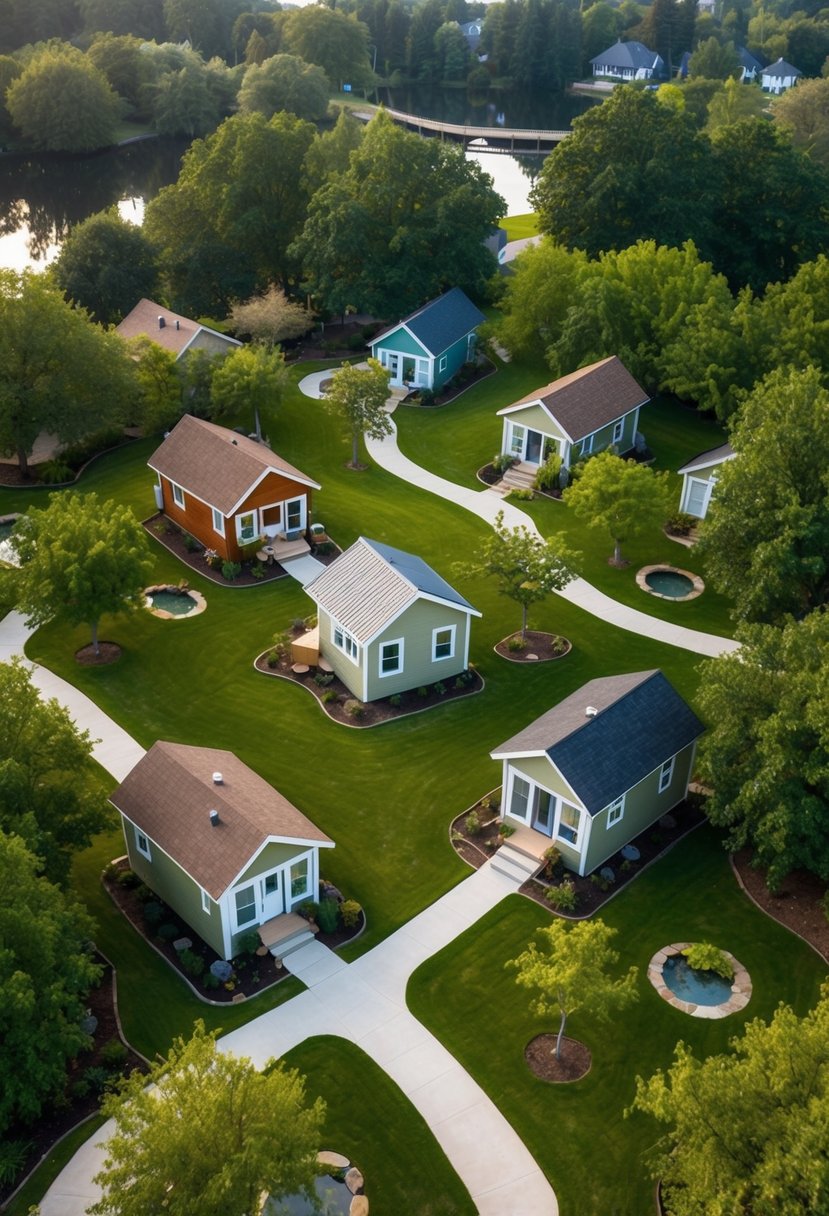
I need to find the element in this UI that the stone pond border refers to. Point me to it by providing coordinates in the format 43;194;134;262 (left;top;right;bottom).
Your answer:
647;943;751;1019
144;586;207;620
636;564;705;602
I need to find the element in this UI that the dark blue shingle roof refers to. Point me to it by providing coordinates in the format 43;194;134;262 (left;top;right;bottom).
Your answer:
363;538;476;612
379;288;485;358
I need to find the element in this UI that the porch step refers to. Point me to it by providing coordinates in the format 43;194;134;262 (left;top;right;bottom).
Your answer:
258;911;319;961
490;841;542;885
501;463;536;491
268;927;317;960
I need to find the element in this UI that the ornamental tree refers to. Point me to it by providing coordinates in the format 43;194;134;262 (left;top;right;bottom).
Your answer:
507;919;638;1061
631;986;829;1215
563;451;671;566
210;342;289;443
14;491;153;657
90;1020;325;1216
455;511;579;638
230;286;313;347
324;358;392;469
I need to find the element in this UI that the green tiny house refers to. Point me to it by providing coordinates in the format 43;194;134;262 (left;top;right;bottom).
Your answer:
677;442;735;519
370;287;485;392
490;671;704;877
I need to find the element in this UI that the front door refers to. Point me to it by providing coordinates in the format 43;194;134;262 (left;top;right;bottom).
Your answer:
260;871;283;921
525;429;544;465
532;788;555;836
387;354;400;383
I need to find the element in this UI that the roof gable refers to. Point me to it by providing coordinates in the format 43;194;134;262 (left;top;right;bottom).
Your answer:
110;742;333;900
116;298;241;358
373;288;485;358
762;57;802;77
497;356;649;442
591;40;662;70
147;415;320;516
677;442;734;475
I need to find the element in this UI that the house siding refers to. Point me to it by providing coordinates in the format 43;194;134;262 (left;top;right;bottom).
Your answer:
507;403;566;441
364;600;471;702
317;609;363;699
122;815;226;957
502;404;639;468
235;841;306;886
187;330;238;357
373;327;428;359
434;333;473;390
505;755;581;806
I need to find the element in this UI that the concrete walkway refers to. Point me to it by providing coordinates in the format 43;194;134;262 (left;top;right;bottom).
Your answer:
280;551;327;586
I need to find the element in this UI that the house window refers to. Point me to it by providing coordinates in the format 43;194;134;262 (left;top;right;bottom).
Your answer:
211;507;225;536
509;424;525;458
234;885;257;927
201;888;211;915
612;419;624;445
290;858;309;900
579;434;594;456
333;621;358;662
135;828;151;860
237;511;257;544
379;638;403;676
606;795;625;828
509;774;531;822
285;498;303;535
432;625;456;661
439;355;448;373
171;482;185;509
557;803;581;846
659;757;675;793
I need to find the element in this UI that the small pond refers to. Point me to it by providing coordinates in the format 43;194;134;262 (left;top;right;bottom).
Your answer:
662;954;733;1006
0;515;21;566
264;1173;352;1215
144;586;207;620
645;570;694;598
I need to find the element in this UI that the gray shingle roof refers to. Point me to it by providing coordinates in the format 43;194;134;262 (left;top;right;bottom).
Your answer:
110;742;333;900
591;40;662;71
116;298;241;357
373;288;485;358
148;414;320;516
491;671;704;815
677;442;734;476
305;537;478;644
498;356;649;442
762;57;802;78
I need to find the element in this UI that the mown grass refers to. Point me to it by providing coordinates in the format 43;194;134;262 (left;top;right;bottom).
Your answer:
499;212;541;242
407;826;828;1216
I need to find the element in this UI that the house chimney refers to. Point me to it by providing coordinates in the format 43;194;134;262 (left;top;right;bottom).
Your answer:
209;809;220;827
212;772;223;784
158;315;165;329
585;706;598;717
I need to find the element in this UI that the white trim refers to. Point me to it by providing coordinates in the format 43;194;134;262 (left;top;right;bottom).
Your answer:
497;399;577;445
332;618;360;663
438;354;448;373
171;481;185;509
605;793;626;827
680;475;715;519
135;826;152;860
612;417;624;444
222;834;333;896
378;637;404;677
232;881;258;932
677;451;734;476
211;507;225;537
360;594;479;650
201;887;211;914
659;756;675;793
236;509;259;545
432;623;456;662
176;326;242;360
225;470;318;518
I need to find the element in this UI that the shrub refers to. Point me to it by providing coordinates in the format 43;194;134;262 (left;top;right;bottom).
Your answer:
465;810;481;835
134;882;154;903
345;699;364;719
204;547;221;569
433;681;446;695
491;452;518;475
545;879;577;911
237;930;261;957
179;949;205;977
418;388;436;407
322;689;338;704
552;636;568;656
347;332;366;350
316;898;339;934
314;671;334;687
38;459;74;484
203;971;220;990
683;942;734;981
59;426;125;469
666;510;697;536
272;630;291;657
221;560;242;581
156;922;181;942
314;540;333;555
0;1139;30;1188
102;860;120;882
417;685;429;698
341;899;362;928
298;900;319;922
388;693;402;707
454;677;465;690
508;635;526;652
83;1066;111;1095
100;1038;128;1070
116;868;141;889
542;846;562;877
266;649;280;668
250;562;265;580
142;900;165;929
508;487;535;501
498;822;515;839
534;451;562;492
182;532;200;553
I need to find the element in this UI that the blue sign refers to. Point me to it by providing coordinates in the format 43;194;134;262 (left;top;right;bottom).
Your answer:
342;83;352;92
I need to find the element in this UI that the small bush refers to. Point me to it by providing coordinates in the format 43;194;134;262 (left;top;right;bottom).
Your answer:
388;693;402;707
156;922;181;942
341;899;362;928
465;810;481;836
666;510;697;537
314;540;333;555
100;1039;129;1070
204;547;221;569
508;487;535;501
272;631;292;657
534;451;562;492
491;452;518;475
237;930;261;957
102;861;120;882
298;900;319;922
454;677;465;690
116;868;141;889
142;900;165;928
182;532;200;553
545;879;577;911
433;680;446;695
345;698;364;719
250;562;265;580
314;671;334;687
180;949;205;977
317;898;339;934
266;649;280;668
347;332;367;350
221;560;242;581
203;971;220;990
83;1066;111;1095
508;635;526;652
0;1139;31;1187
134;883;154;903
542;846;562;877
498;823;515;839
683;942;734;981
417;685;428;698
38;459;74;484
322;689;338;704
418;388;436;407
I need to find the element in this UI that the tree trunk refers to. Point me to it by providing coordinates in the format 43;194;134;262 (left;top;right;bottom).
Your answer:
521;602;528;639
253;406;262;444
613;538;623;566
16;445;29;478
555;1008;567;1061
90;619;100;657
351;429;360;468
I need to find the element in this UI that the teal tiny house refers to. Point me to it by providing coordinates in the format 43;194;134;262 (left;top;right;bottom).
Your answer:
370;287;485;392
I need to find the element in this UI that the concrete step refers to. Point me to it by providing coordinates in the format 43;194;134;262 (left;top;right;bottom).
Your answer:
268;928;317;960
490;843;541;885
502;463;536;490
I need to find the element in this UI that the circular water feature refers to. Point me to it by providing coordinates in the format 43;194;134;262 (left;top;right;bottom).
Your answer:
647;943;751;1019
264;1173;352;1215
636;564;704;602
662;954;732;1006
0;514;21;567
144;585;206;620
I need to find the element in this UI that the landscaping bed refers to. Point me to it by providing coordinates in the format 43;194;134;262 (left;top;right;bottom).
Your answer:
400;358;496;408
494;630;571;662
732;850;829;963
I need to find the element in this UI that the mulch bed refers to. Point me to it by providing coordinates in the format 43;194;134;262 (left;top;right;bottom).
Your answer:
284;319;382;363
398;358;497;408
144;514;340;587
0;958;148;1208
731;850;829;963
75;641;122;665
524;1035;591;1083
495;631;571;663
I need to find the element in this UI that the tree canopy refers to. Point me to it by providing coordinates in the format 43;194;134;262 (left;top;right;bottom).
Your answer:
283;5;374;89
324;358;392;468
6;46;121;153
53;208;160;325
15;491;154;655
229;286;313;346
91;1020;325;1216
563;451;671;566
238;53;329;122
773;76;829;167
0;830;102;1136
210;342;289;442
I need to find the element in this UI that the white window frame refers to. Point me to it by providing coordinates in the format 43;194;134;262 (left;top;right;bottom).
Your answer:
432;624;456;662
171;482;185;509
211;507;225;537
284;497;304;535
379;637;404;677
333;620;359;663
659;757;675;793
507;772;532;823
579;434;594;456
438;354;448;373
135;827;151;860
236;510;258;544
201;888;211;915
556;801;582;848
606;794;626;828
612;418;624;445
509;423;526;458
233;883;257;930
289;857;310;903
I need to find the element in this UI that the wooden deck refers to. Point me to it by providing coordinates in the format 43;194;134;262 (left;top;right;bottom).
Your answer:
258;536;310;564
257;911;318;952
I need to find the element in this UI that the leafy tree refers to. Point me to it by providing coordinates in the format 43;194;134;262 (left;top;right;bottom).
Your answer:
163;0;232;59
302;108;364;195
324;358;392;469
210;342;289;442
696;613;829;889
284;5;373;89
507;919;638;1061
0;54;23;143
640;0;696;75
293;110;503;318
531;88;713;260
238;53;329;122
455;510;579;637
773;76;829;167
434;21;471;81
0;657;111;885
705;74;767;133
497;240;590;363
87;32;154;114
563;451;671;566
689;35;740;79
149;58;228;139
581;2;622;69
0;270;136;475
759;256;829;388
15;491;154;656
696;367;829;623
0;830;102;1136
230;286;313;346
128;335;184;432
406;0;445;81
79;0;167;41
53;208;160;325
631;985;829;1213
90;1020;325;1216
6;46;122;153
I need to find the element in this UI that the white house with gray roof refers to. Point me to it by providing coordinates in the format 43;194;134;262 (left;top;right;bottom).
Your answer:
370;287;485;392
677;441;734;519
304;537;481;702
491;671;704;877
591;39;665;81
761;57;802;93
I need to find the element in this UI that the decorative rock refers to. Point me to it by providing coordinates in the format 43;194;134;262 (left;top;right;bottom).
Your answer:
600;866;615;883
349;1197;369;1216
291;663;310;675
81;1014;98;1036
659;813;677;830
620;844;640;861
255;944;269;956
317;1151;350;1170
345;1167;364;1195
321;881;344;903
231;993;246;1003
173;937;193;953
210;959;233;982
526;652;539;661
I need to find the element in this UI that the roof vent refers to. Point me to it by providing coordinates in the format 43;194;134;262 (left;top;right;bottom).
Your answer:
175;319;180;330
157;315;165;329
209;809;220;827
585;705;598;717
212;772;223;784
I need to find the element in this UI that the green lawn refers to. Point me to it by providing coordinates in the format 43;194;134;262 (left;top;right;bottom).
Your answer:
500;213;541;242
407;826;827;1216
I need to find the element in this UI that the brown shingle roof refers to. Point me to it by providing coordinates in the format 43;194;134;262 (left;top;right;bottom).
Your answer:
110;742;333;900
497;356;649;442
147;415;320;515
115;298;240;357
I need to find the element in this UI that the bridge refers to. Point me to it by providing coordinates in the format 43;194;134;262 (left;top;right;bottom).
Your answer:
351;107;569;154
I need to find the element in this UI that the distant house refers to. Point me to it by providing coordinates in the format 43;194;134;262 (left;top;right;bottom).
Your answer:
490;671;704;877
304;537;480;703
111;742;334;961
370;288;485;392
116;298;241;360
591;39;665;81
761;57;802;93
496;355;649;474
458;19;484;52
677;442;734;520
148;414;320;563
737;47;764;82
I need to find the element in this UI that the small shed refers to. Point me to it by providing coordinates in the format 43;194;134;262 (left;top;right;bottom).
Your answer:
370;288;485;392
677;442;734;519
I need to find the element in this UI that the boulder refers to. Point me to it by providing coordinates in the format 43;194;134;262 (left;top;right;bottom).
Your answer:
600;866;615;883
317;1151;350;1170
210;960;233;982
621;845;640;862
81;1014;98;1036
349;1197;369;1216
345;1167;364;1195
173;937;193;953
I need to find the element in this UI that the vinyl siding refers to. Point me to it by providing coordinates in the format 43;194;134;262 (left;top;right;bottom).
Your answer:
506;403;567;442
505;755;581;806
187;330;239;357
581;409;637;455
433;334;472;389
318;609;363;699
373;327;428;359
235;841;307;886
364;599;471;701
